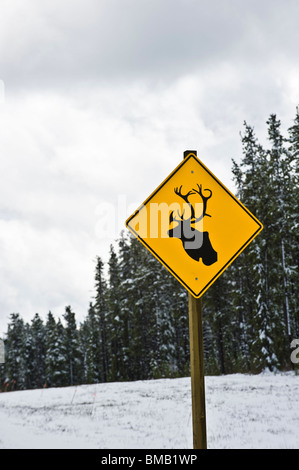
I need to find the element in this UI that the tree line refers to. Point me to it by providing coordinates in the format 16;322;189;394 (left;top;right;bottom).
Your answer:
0;244;190;391
0;109;298;391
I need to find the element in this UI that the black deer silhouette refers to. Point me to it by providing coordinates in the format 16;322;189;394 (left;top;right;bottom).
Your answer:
167;184;217;265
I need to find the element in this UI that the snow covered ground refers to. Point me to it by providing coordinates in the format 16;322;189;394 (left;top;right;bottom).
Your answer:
0;372;298;449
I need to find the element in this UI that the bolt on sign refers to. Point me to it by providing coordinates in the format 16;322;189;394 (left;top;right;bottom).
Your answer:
126;152;263;298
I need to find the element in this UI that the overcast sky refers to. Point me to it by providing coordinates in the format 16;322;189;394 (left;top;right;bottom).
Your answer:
1;0;299;334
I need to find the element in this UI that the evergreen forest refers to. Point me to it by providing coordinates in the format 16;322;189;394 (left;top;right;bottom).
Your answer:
1;110;298;391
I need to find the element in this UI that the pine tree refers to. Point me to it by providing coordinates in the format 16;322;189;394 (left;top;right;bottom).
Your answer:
204;270;237;374
231;121;276;372
27;313;46;388
118;231;190;380
45;311;57;387
0;337;6;391
231;123;264;371
5;313;28;390
94;256;109;382
125;237;157;380
164;268;189;376
266;114;294;367
83;302;102;384
45;312;68;388
118;232;135;380
55;318;69;386
63;306;81;385
230;112;299;372
287;107;299;338
107;244;124;381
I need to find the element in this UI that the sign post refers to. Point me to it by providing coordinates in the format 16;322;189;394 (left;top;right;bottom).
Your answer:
183;150;207;449
188;293;206;449
125;149;263;449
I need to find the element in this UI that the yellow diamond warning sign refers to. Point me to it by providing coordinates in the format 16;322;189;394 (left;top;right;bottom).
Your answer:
125;152;263;298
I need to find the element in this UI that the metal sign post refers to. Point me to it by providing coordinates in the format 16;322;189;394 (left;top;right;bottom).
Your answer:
188;293;207;449
183;150;207;449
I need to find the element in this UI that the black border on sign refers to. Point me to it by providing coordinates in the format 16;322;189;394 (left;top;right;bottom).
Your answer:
125;154;263;298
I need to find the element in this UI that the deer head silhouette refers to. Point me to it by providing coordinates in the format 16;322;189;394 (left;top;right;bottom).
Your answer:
167;184;217;265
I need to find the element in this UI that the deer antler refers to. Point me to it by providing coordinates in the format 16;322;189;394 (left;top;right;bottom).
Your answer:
174;186;195;202
190;184;212;221
173;184;213;223
174;186;196;220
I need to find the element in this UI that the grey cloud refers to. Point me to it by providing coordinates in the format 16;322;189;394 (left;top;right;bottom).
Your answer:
1;0;299;91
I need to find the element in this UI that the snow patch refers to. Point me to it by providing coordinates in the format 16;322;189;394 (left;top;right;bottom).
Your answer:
0;373;298;449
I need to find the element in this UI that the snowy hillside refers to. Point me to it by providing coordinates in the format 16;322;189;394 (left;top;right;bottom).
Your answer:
0;372;298;449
